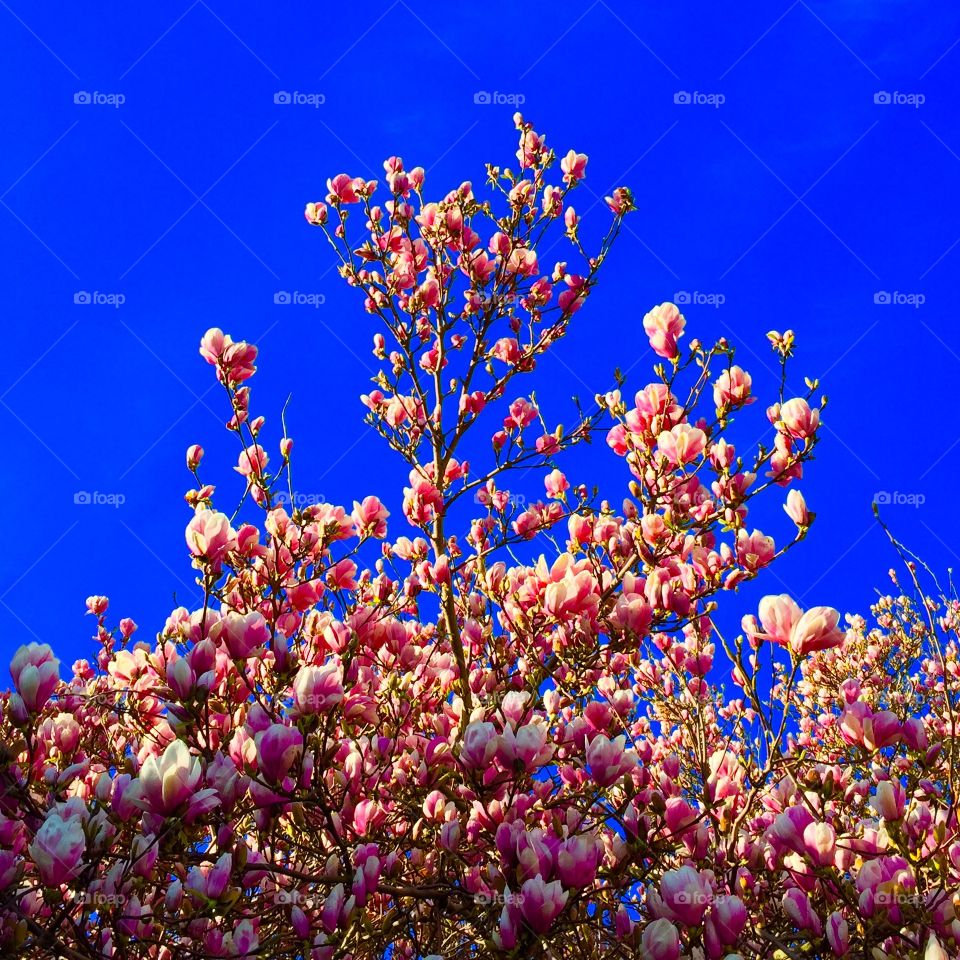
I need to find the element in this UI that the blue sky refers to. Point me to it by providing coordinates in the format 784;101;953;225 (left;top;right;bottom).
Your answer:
1;1;959;669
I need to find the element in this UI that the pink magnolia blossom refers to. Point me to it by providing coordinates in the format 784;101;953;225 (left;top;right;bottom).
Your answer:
784;488;810;525
560;149;588;183
498;722;554;771
586;734;636;787
556;834;601;888
185;508;236;563
28;812;85;886
871;780;906;821
304;201;327;225
460;721;499;769
840;704;903;751
643;302;686;359
256;723;304;782
605;186;634;214
10;642;60;713
137;739;202;815
519;875;568;933
826;911;849;956
327;173;362;204
657;423;706;466
779;397;820;439
709;895;747;945
750;596;845;655
544;468;569;498
352;495;390;538
803;821;837;867
782;888;823;935
713;365;753;409
756;594;802;646
772;805;815;855
291;663;344;715
641;918;681;960
209;610;270;660
505;247;538;277
925;933;949;960
789;606;846;655
235;444;269;478
659;865;712;925
735;528;775;572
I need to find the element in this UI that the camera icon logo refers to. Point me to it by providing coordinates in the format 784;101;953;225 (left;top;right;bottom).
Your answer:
674;291;691;305
874;91;891;104
274;91;292;104
873;291;891;304
274;291;291;304
474;91;491;104
74;91;91;105
274;889;305;904
74;291;91;304
674;91;691;104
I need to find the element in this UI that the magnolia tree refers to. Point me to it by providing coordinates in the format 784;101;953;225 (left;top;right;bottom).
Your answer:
1;115;958;960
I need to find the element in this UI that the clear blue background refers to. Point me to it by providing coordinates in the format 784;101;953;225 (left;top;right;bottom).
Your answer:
1;1;958;669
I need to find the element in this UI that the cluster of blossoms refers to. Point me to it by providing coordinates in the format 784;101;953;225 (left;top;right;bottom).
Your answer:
0;117;957;960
